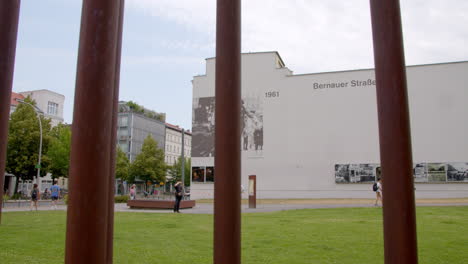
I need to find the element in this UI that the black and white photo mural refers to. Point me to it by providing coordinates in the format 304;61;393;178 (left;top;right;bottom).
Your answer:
427;163;446;182
192;97;216;157
413;163;428;182
336;162;468;183
241;93;264;157
192;95;264;158
447;163;468;182
334;164;379;183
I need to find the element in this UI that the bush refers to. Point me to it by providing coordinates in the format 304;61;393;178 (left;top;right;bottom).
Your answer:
3;194;9;202
63;194;69;205
11;193;22;200
114;195;129;203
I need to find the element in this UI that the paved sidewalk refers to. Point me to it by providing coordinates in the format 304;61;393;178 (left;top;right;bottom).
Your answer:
3;199;467;214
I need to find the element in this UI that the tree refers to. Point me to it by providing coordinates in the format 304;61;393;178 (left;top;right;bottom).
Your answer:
6;98;51;183
45;124;71;179
167;157;191;186
115;146;130;181
128;135;166;185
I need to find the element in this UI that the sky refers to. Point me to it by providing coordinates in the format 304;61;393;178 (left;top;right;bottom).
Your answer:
12;0;468;130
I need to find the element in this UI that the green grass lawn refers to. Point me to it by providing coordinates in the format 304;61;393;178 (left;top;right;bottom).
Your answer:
0;206;467;264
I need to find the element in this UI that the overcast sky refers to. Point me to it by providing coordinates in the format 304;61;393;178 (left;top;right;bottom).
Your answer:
13;0;468;129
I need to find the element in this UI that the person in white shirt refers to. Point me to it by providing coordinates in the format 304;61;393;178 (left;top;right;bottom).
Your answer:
374;178;383;206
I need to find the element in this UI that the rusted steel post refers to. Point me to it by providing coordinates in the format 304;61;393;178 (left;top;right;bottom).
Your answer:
106;0;125;263
0;0;21;225
213;0;241;263
369;1;419;263
65;0;121;263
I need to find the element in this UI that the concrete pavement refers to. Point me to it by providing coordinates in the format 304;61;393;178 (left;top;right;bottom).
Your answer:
3;198;467;214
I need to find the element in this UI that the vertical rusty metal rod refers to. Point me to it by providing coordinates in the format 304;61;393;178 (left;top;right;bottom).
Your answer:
214;0;241;263
369;1;419;263
106;0;125;263
0;0;21;225
65;0;121;263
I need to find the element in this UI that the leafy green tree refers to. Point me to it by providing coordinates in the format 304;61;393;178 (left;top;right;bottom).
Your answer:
6;98;51;183
115;146;130;181
167;157;191;186
128;135;166;184
45;124;71;179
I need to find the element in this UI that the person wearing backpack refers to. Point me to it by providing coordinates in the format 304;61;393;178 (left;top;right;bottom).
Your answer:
30;184;40;211
373;178;383;206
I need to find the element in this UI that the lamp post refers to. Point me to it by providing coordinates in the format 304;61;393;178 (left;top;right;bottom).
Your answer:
16;99;43;184
181;129;185;199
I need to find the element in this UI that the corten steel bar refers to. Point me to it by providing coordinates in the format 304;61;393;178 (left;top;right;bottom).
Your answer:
213;0;241;263
0;0;21;225
65;0;121;263
369;1;419;263
106;1;125;263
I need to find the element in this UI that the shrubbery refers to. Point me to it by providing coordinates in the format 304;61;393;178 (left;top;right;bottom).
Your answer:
114;195;129;203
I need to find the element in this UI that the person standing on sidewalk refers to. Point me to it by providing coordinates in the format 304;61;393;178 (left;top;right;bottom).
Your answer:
173;181;183;213
30;184;40;211
374;178;383;206
130;184;136;200
50;181;61;210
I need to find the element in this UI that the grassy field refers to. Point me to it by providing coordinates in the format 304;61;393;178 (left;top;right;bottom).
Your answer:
0;206;467;264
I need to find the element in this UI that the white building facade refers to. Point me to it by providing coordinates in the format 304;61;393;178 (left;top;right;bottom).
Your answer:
165;124;192;166
19;89;65;126
191;52;468;199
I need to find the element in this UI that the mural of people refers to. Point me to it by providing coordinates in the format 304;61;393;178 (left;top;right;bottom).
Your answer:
241;98;263;156
192;97;216;157
193;96;264;158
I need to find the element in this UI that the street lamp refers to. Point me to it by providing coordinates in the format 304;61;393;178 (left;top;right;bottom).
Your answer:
15;99;44;184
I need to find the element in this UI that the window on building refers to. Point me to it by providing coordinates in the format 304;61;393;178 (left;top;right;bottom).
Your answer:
192;167;205;182
118;128;128;137
118;141;128;152
206;167;214;182
47;101;58;116
118;115;128;127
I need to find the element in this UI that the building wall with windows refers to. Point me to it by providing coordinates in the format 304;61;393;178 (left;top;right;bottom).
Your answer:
191;51;468;199
19;89;65;126
117;103;166;162
165;124;192;166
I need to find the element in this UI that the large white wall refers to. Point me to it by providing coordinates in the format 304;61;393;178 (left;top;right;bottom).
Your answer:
191;52;468;199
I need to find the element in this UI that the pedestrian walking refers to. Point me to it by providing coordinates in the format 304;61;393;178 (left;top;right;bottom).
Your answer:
43;188;49;200
173;181;183;213
30;184;40;211
374;178;383;206
130;184;136;200
50;181;61;210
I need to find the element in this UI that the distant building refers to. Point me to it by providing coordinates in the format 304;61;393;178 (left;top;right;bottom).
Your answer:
117;101;166;162
18;89;65;126
9;92;25;115
165;123;192;166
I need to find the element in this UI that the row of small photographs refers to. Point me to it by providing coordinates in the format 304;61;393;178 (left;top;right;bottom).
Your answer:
335;162;468;183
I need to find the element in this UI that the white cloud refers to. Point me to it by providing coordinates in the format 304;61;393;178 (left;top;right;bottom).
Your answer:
127;0;468;73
